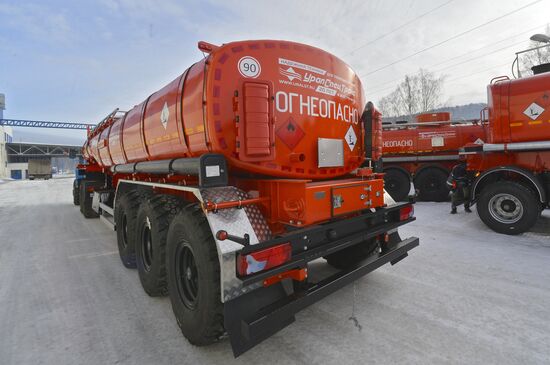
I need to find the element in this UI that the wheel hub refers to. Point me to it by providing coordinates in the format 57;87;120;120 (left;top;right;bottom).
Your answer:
121;214;129;249
141;220;153;272
176;244;199;309
488;193;523;224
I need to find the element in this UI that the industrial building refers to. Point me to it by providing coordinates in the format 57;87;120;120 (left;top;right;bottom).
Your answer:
0;93;82;179
4;142;81;179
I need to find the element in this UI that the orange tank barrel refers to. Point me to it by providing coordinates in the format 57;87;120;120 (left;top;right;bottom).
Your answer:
416;112;451;123
382;122;485;155
486;72;550;144
85;39;367;180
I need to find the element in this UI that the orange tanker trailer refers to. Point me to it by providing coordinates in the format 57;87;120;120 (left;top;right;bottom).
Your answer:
74;39;418;356
382;112;486;201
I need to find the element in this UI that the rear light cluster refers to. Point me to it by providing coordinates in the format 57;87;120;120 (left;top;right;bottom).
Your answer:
237;243;292;276
399;205;414;221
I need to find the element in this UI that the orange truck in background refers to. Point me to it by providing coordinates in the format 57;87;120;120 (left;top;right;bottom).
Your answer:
382;112;486;201
462;65;550;235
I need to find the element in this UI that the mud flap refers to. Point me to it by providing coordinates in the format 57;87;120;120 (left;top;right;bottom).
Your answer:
224;237;419;357
224;281;296;357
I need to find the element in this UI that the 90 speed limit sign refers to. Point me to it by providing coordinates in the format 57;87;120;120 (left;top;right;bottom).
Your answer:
238;56;261;78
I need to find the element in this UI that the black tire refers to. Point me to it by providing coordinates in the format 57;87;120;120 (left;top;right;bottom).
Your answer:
414;168;449;202
325;238;379;269
477;181;540;235
114;191;144;269
79;180;100;218
136;195;183;297
384;168;411;202
79;181;86;215
73;180;80;206
167;204;224;346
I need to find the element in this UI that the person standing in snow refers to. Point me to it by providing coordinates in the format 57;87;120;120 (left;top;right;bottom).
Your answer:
447;162;472;214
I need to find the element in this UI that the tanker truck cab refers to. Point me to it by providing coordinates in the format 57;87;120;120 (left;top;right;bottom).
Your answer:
461;54;550;235
75;39;419;357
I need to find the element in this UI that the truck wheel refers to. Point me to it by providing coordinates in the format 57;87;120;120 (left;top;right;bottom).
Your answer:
383;168;410;202
167;204;224;346
114;191;143;268
79;180;100;218
477;181;539;235
325;238;379;269
73;180;80;206
414;168;449;202
136;195;183;297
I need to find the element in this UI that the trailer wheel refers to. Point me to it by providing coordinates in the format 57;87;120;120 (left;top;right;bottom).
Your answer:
414;168;449;202
79;181;87;215
324;238;379;269
383;168;410;202
73;180;80;206
79;180;100;218
477;181;539;235
136;195;183;297
115;191;143;268
167;204;224;346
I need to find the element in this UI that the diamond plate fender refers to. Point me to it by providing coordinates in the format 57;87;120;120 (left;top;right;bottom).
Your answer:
201;186;273;302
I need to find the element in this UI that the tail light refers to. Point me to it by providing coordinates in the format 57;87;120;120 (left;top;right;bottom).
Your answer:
237;243;292;276
399;205;414;221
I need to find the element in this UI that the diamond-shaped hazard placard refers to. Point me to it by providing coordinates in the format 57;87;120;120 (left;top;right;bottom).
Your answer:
276;117;305;150
523;102;545;120
345;125;357;151
160;102;169;129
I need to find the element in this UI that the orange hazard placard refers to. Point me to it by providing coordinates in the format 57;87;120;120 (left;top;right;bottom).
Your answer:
276;117;305;150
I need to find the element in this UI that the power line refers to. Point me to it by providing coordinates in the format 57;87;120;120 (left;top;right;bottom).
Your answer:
367;21;548;94
359;0;544;78
368;37;529;95
445;61;511;84
344;0;454;56
316;0;376;32
437;40;526;72
430;23;547;68
368;21;547;94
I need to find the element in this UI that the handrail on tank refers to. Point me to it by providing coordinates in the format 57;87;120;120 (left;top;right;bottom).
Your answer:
490;76;510;84
479;107;488;124
512;43;550;78
89;108;127;137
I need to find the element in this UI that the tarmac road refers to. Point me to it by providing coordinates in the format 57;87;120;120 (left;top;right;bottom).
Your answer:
1;178;549;364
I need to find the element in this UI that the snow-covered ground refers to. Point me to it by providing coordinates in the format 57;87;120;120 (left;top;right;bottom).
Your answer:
0;178;549;364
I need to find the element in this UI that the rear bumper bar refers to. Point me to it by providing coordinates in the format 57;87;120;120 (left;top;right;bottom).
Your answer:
224;236;419;357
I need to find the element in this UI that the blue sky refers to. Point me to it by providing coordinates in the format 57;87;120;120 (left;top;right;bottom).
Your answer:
0;0;548;144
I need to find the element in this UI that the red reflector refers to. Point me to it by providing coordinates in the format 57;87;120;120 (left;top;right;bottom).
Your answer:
216;230;228;241
399;205;414;221
237;243;292;276
263;268;307;287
